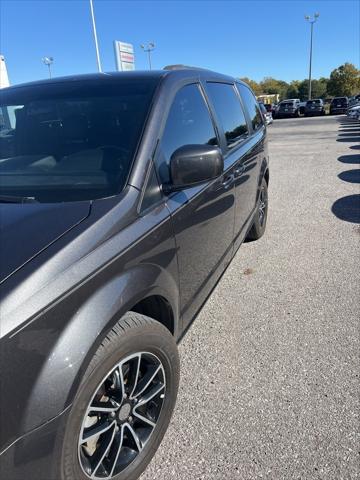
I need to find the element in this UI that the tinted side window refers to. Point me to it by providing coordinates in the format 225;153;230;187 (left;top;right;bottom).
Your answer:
237;83;264;131
206;82;248;149
156;84;217;184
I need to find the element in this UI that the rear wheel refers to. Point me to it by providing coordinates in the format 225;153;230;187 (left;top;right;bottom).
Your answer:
61;312;179;480
246;177;268;241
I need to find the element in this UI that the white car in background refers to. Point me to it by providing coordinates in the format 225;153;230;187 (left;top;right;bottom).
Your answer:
347;104;360;120
258;101;273;125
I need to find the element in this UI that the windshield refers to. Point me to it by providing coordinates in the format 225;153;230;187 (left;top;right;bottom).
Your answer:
306;100;321;105
331;97;348;105
0;78;158;203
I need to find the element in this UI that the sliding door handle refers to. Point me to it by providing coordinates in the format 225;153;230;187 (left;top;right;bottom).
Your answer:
234;164;246;177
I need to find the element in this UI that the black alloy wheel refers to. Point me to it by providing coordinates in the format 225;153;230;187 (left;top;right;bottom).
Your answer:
246;176;268;241
78;352;166;479
62;313;179;480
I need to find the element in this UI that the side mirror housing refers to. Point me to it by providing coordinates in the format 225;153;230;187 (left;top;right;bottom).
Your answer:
164;144;224;193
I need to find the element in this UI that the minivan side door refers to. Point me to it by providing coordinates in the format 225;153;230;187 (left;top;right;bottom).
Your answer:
154;83;236;330
204;81;261;249
234;83;266;249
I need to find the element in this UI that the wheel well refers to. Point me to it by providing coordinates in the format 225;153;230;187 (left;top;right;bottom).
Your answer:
264;169;269;185
131;295;175;335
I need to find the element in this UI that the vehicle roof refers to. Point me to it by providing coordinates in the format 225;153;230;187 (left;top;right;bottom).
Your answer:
1;68;243;92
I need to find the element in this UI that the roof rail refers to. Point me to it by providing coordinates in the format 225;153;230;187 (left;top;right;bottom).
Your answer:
163;64;209;71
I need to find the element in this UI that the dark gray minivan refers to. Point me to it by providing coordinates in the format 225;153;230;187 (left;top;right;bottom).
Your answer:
0;67;269;480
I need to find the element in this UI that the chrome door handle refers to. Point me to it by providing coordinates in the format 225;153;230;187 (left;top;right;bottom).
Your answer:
234;165;246;177
221;174;234;190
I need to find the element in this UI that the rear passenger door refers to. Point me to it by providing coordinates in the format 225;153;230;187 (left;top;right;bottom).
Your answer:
154;83;236;330
204;81;260;249
235;83;266;249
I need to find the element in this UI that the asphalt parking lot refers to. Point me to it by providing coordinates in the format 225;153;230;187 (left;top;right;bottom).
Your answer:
142;115;360;480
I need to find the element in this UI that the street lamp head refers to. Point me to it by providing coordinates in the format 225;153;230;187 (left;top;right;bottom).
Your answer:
149;42;155;49
314;12;320;18
305;15;310;20
42;56;54;66
140;44;145;50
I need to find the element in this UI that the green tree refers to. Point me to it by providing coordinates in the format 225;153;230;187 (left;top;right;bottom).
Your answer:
327;63;360;97
238;77;261;95
295;78;328;101
286;80;301;99
260;77;289;100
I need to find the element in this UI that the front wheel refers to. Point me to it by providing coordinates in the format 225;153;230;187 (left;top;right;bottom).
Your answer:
246;177;268;241
61;312;180;480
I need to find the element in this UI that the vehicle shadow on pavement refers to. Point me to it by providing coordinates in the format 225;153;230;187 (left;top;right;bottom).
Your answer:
338;154;360;165
332;195;360;224
332;123;360;223
337;120;360;139
338;131;360;136
338;169;360;183
337;136;360;142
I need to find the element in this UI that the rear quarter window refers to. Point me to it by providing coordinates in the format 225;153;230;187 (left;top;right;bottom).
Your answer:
236;83;264;131
206;82;248;149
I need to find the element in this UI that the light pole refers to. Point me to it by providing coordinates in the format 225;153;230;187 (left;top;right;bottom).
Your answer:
305;12;320;100
42;56;54;78
140;43;155;70
89;0;102;72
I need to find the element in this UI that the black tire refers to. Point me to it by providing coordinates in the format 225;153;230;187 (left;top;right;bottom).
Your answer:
61;312;180;480
246;177;268;241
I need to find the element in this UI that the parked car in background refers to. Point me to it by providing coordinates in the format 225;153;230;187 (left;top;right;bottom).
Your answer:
299;101;307;115
330;96;349;115
275;99;301;118
259;101;273;125
347;105;360;120
348;94;360;107
272;103;279;118
0;67;269;480
304;99;326;116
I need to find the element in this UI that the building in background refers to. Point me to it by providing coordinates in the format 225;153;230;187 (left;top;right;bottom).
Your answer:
257;93;279;104
0;55;10;88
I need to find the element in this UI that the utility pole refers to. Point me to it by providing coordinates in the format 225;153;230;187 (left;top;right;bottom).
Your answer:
305;13;320;100
89;0;102;72
42;56;54;78
140;43;155;70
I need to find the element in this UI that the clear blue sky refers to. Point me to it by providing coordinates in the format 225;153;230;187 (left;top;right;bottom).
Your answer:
1;0;359;86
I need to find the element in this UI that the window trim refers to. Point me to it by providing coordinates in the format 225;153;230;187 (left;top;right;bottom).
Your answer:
151;81;221;190
203;80;252;158
236;82;265;134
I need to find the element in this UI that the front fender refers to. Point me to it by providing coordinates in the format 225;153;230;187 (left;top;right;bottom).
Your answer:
0;207;179;452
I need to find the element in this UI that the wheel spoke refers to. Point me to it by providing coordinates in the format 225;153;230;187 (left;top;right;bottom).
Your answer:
113;367;126;402
135;382;165;407
132;411;156;428
92;424;117;477
109;426;125;477
128;354;142;399
88;399;120;414
125;423;143;452
81;419;116;444
131;365;161;399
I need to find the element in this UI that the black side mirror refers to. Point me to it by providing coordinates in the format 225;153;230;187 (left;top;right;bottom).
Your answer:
164;144;224;193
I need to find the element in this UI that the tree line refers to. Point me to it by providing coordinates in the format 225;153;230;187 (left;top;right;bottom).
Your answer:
240;63;360;102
